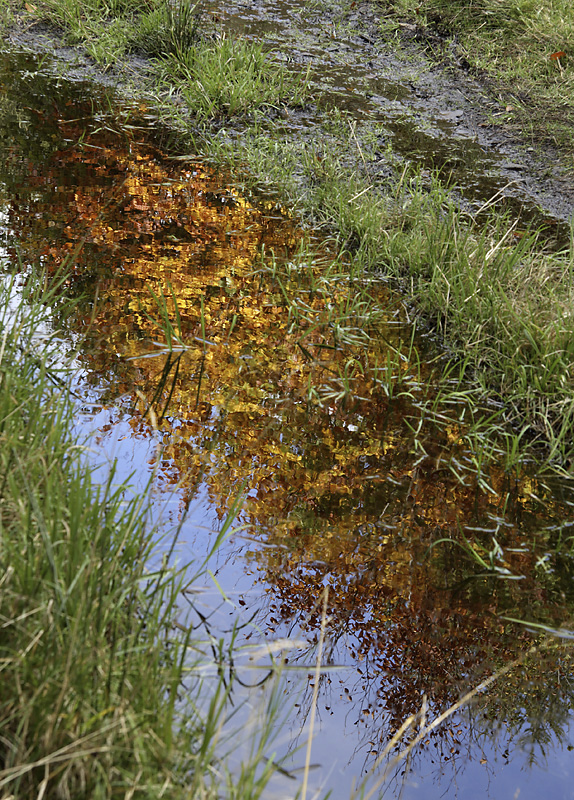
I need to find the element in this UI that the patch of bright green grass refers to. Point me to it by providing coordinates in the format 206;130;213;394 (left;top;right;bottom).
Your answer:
21;0;200;64
130;0;200;58
0;270;189;797
152;36;309;120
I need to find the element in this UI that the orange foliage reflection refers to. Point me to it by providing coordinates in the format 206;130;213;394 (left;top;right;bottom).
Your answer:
4;73;574;765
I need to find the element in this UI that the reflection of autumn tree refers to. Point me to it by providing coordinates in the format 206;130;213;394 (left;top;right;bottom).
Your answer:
5;66;574;779
253;525;574;774
240;418;574;752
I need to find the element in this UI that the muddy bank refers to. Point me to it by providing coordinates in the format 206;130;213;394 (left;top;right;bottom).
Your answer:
203;0;574;228
5;0;574;232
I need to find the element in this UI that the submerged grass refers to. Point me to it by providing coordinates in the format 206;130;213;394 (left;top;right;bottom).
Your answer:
207;124;574;465
0;266;284;798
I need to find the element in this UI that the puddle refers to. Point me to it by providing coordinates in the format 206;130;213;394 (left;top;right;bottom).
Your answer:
2;51;574;800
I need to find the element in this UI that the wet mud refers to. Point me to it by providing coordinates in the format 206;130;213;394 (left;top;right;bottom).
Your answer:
203;0;574;231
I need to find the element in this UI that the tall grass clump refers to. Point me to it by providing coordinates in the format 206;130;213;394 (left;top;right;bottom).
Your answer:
0;0;13;31
151;35;309;120
0;269;191;797
0;267;281;798
325;163;574;462
131;0;201;60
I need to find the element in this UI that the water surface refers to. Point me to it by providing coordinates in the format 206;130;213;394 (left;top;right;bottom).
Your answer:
1;51;574;800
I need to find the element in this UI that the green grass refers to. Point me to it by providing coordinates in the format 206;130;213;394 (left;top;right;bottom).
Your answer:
0;266;282;798
0;0;13;31
380;0;574;152
130;0;200;59
152;36;309;121
29;0;198;63
21;0;308;116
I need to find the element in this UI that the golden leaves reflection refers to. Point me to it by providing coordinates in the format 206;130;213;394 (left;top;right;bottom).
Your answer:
6;101;574;753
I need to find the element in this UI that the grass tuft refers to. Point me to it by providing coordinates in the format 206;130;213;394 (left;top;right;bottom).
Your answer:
0;265;282;798
131;0;201;60
150;35;310;120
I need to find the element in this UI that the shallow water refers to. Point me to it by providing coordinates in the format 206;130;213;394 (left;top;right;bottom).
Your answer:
1;50;574;800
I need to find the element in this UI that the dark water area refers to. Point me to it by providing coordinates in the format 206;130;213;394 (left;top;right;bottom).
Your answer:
2;50;574;800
